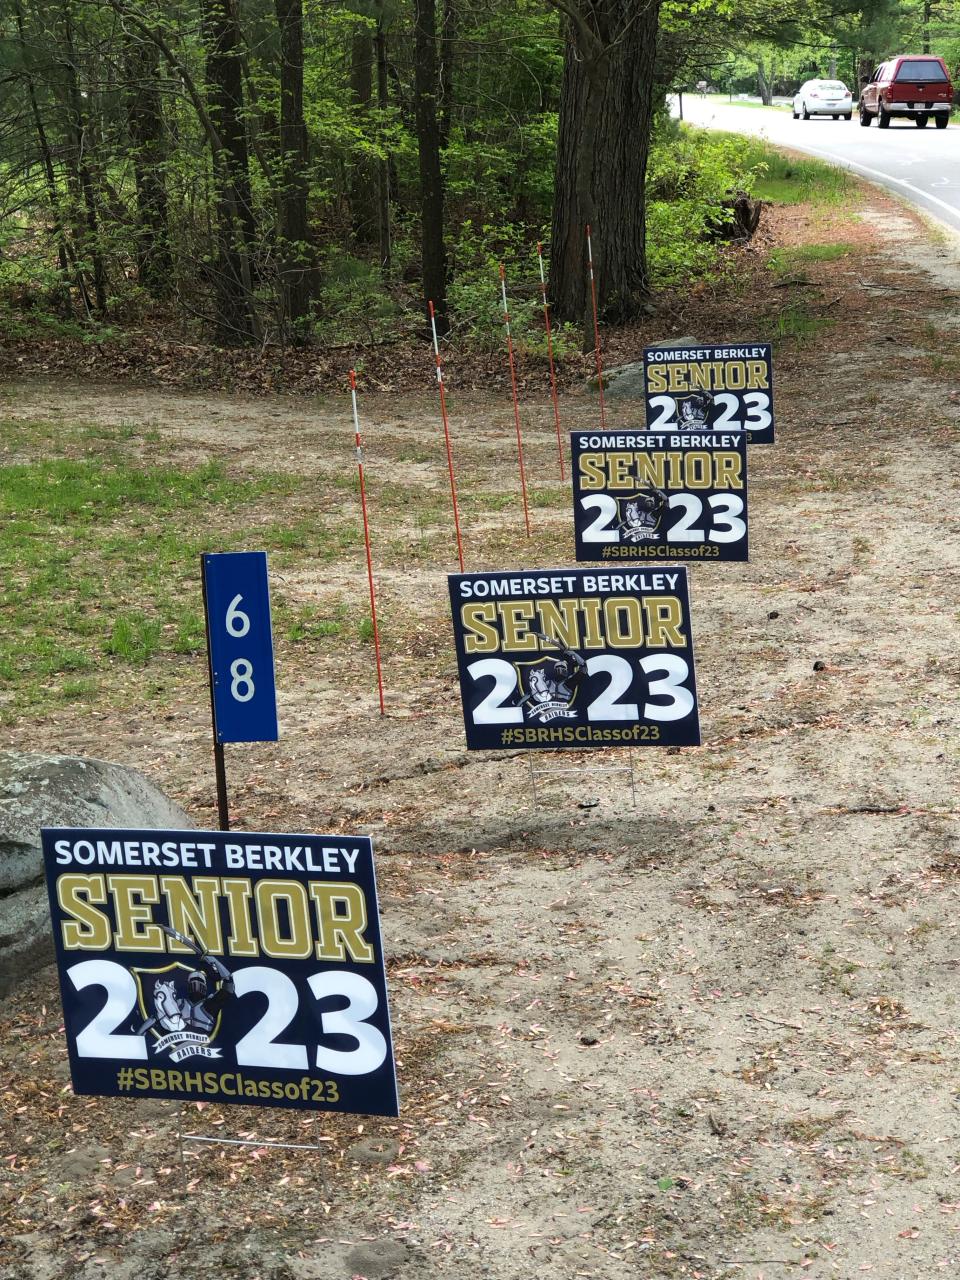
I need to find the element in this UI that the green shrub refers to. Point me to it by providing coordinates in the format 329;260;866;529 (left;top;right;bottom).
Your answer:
310;250;403;343
646;126;761;287
447;220;576;360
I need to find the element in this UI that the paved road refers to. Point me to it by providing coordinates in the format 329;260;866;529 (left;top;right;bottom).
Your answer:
675;96;960;235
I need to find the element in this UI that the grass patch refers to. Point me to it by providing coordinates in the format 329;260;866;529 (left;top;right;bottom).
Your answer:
723;135;855;205
0;439;299;720
769;300;836;344
253;517;364;569
282;603;347;643
702;95;790;112
104;613;163;663
0;456;263;522
769;242;855;274
469;492;515;512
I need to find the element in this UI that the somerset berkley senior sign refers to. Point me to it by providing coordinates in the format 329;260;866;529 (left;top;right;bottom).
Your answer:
43;827;399;1116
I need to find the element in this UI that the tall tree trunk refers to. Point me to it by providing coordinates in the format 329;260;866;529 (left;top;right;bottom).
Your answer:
375;10;392;277
756;57;772;105
14;0;73;315
413;0;447;332
126;36;173;298
61;2;108;315
275;0;313;337
548;0;661;334
200;0;258;343
350;25;378;245
438;0;455;149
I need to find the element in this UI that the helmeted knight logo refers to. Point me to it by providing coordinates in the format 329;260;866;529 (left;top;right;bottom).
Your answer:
678;390;713;428
132;924;235;1064
618;488;667;542
514;632;587;724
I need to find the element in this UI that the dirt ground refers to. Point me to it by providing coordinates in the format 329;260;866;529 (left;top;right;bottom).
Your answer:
2;185;960;1280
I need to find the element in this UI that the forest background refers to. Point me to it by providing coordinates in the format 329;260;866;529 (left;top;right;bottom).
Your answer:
0;0;957;360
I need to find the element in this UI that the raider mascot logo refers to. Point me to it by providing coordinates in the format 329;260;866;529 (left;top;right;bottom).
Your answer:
133;924;235;1064
618;487;667;543
678;390;713;428
515;631;587;724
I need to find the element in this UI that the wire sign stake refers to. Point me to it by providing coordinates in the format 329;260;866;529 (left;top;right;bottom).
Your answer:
349;370;386;716
537;241;566;482
429;300;465;572
499;263;532;538
586;224;607;429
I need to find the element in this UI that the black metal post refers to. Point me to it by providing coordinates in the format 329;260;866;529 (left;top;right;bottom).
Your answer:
200;554;230;831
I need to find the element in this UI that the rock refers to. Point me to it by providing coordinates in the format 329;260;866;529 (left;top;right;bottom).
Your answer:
599;362;646;400
585;339;701;399
344;1239;411;1279
59;1144;111;1181
0;752;194;999
347;1138;400;1165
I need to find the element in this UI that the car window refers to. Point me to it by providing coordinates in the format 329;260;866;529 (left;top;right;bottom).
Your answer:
822;82;847;91
895;59;948;83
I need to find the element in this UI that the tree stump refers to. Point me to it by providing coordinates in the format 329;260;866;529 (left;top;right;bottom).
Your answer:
714;192;763;242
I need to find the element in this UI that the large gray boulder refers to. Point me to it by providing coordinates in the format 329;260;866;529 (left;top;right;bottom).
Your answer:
584;337;702;400
0;752;194;999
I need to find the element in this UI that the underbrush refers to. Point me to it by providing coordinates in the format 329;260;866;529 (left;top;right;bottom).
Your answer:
646;125;856;288
0;127;859;367
646;123;761;285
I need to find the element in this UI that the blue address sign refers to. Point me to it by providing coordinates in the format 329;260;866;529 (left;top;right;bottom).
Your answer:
202;551;279;744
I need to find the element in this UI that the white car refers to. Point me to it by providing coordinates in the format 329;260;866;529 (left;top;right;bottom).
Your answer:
793;79;853;120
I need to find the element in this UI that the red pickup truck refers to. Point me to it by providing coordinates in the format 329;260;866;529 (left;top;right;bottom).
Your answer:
859;55;953;128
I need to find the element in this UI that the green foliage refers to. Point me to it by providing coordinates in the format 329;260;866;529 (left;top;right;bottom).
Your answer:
645;123;857;288
447;221;576;360
0;0;919;348
646;124;759;286
311;250;403;344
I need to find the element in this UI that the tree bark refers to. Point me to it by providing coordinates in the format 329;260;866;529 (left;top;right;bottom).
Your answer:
413;0;448;333
350;25;378;246
548;0;661;334
14;0;73;315
200;0;259;342
275;0;313;337
438;0;455;149
125;36;173;298
61;2;108;315
375;10;392;277
756;57;772;105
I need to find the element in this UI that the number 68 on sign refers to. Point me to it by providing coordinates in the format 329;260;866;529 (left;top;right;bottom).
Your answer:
201;552;278;743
